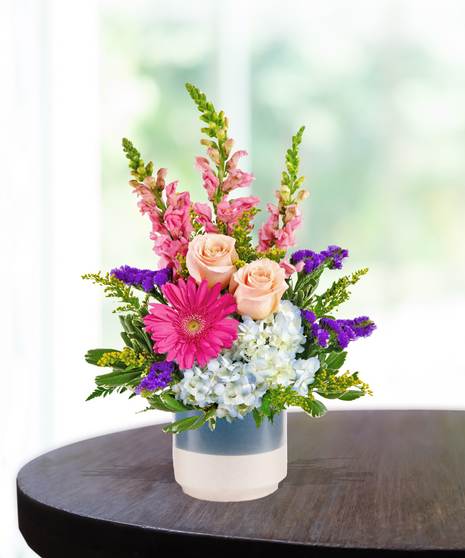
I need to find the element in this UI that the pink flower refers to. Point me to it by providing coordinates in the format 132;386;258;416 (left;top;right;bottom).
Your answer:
186;233;238;289
143;277;239;370
279;258;300;279
152;234;189;270
224;138;235;157
229;259;288;320
222;168;255;193
193;202;219;233
256;204;280;252
156;168;167;190
232;195;261;214
194;156;212;173
226;150;248;171
257;223;274;252
165;181;190;211
217;196;261;234
274;221;298;250
202;170;219;201
164;203;193;240
284;204;301;224
207;147;221;166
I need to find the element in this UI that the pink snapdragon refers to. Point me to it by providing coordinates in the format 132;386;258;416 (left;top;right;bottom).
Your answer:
222;168;255;193
257;204;280;252
164;204;192;240
226;150;248;171
194;156;219;201
279;258;303;278
207;147;221;166
257;202;303;252
193;202;219;233
152;234;189;270
217;195;261;234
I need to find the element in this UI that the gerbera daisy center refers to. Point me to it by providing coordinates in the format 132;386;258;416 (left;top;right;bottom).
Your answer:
187;319;201;332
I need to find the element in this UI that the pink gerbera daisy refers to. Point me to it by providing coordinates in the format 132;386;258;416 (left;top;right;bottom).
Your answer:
143;276;239;370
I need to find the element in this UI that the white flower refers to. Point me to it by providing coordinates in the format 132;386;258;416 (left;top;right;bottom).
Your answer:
173;300;320;421
292;357;320;396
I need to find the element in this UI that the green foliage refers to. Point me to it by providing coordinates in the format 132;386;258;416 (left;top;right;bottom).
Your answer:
281;126;306;196
119;314;154;353
95;368;142;387
162;407;217;434
257;386;328;422
122;137;153;181
159;392;193;412
86;385;129;401
313;268;369;317
82;271;141;313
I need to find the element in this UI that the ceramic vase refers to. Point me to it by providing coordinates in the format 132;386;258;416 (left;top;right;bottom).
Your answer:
172;410;287;502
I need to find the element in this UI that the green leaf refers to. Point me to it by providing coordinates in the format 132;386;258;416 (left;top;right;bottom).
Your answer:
85;349;117;366
339;390;365;401
326;351;347;370
162;416;200;434
253;408;264;429
303;399;327;418
146;394;172;412
190;408;217;431
315;390;346;400
95;369;142;387
120;332;133;348
208;417;216;431
159;393;193;412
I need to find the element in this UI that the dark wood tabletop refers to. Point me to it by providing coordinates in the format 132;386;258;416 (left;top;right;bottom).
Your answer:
17;410;465;557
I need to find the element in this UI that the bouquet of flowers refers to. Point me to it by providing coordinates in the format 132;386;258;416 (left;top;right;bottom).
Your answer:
84;83;376;434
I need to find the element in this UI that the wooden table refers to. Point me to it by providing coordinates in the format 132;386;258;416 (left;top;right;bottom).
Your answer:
17;410;465;557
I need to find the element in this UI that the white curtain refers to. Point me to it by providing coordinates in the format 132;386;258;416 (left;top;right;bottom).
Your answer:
0;1;100;556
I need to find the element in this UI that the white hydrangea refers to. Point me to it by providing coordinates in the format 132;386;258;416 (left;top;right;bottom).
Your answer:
173;300;320;421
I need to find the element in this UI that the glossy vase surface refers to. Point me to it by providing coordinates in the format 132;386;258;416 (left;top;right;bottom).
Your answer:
172;410;287;502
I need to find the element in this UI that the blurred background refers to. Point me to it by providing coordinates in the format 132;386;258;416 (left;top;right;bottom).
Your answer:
2;0;465;555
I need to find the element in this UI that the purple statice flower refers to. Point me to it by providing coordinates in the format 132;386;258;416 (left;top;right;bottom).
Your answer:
319;316;376;349
300;309;316;324
111;265;172;293
135;361;174;394
291;245;349;275
310;322;330;347
291;250;316;264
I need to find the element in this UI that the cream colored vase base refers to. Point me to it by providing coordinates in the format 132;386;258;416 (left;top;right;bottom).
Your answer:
173;444;287;502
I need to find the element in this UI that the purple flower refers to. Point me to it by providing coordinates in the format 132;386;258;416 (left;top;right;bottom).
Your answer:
291;250;316;264
135;361;174;394
318;316;376;349
291;245;349;275
301;309;316;324
309;322;330;347
111;265;172;293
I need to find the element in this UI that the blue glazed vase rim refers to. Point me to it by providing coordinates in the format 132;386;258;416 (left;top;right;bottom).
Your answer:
173;410;287;456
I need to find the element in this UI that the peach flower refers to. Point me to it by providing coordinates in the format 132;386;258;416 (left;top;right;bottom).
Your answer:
229;258;288;320
186;234;238;289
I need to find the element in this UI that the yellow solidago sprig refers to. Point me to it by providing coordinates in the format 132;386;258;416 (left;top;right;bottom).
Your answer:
313;268;369;317
82;271;141;313
256;246;287;264
230;207;261;263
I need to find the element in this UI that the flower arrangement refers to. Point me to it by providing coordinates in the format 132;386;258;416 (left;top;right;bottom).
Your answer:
84;83;376;434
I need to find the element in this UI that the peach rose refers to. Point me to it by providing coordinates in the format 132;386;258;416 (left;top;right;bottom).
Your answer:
186;233;238;289
229;258;288;320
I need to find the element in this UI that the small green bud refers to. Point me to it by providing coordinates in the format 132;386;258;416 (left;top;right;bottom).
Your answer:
217;129;225;140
